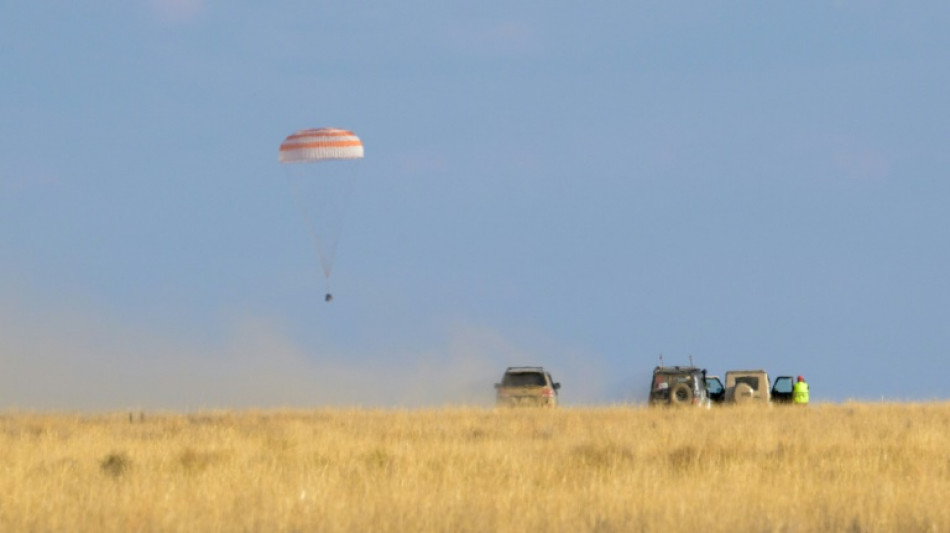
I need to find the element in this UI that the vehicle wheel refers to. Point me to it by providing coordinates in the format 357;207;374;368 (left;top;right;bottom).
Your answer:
733;383;754;404
669;383;693;406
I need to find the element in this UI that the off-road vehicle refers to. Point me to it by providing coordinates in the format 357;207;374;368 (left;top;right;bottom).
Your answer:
648;366;711;408
722;370;798;404
494;367;561;407
724;370;771;403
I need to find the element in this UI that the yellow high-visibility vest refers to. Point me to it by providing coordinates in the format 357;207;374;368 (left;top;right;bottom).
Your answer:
793;381;809;404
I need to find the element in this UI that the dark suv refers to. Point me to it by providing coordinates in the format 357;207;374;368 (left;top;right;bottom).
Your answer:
648;366;711;408
494;367;561;407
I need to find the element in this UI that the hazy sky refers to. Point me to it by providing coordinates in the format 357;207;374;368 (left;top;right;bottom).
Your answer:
2;2;949;409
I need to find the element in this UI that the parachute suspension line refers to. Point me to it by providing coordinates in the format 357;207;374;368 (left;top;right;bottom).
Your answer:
284;172;334;279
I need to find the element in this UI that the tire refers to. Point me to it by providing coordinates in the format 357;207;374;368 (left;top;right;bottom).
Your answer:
733;383;754;404
669;383;694;406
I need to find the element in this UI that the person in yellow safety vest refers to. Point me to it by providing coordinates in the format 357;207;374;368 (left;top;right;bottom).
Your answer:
792;375;809;405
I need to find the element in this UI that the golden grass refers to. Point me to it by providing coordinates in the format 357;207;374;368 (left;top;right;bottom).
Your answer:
2;403;949;532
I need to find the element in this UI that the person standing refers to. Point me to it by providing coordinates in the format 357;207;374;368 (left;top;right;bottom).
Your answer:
793;375;810;405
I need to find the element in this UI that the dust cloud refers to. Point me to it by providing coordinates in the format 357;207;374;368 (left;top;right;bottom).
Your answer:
0;294;611;411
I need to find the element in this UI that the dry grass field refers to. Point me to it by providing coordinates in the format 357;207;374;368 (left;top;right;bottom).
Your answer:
2;403;949;532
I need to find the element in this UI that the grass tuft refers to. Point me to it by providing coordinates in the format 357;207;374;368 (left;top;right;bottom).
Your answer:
99;452;130;478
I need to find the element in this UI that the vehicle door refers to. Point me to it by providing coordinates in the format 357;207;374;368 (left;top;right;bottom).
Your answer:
705;376;725;404
771;376;795;403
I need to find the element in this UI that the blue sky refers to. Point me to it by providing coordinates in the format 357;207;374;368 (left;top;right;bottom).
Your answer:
2;2;949;408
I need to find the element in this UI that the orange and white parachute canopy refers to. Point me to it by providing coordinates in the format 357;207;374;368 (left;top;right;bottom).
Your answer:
278;128;364;163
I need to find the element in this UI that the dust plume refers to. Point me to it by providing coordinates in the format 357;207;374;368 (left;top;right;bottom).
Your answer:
0;291;611;411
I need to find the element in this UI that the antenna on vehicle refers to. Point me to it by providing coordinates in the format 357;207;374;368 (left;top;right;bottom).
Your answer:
659;354;664;366
689;354;694;366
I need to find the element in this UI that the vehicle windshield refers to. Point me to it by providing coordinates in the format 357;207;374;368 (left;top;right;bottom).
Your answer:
502;372;547;387
706;379;724;395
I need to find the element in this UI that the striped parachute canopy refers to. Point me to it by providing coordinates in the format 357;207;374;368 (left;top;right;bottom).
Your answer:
279;128;364;163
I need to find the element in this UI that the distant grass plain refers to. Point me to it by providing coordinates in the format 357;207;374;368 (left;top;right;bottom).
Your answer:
2;404;948;532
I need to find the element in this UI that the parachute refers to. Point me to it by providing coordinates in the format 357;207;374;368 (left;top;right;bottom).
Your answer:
279;128;364;301
279;128;364;163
